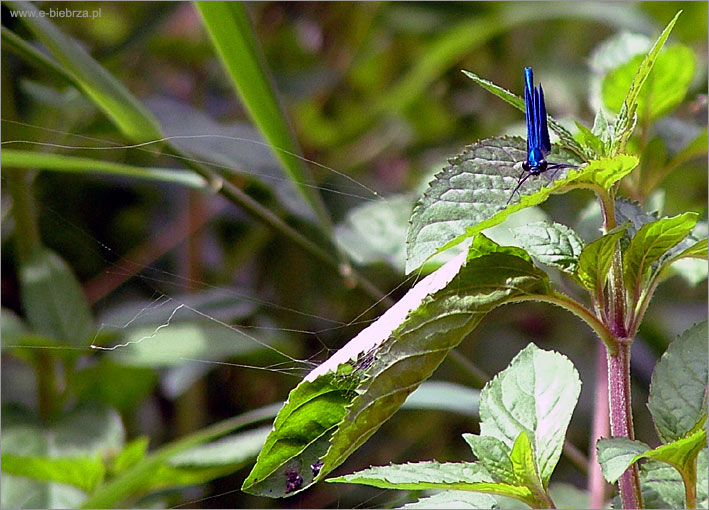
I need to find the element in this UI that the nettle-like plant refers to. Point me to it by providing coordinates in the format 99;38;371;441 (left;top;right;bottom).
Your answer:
242;12;708;509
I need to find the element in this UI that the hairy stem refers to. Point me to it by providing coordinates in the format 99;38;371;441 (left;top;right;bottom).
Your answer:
607;340;643;509
599;189;643;508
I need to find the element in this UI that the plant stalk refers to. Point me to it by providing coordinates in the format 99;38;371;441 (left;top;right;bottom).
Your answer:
607;339;643;509
682;456;698;509
5;170;41;263
599;189;643;508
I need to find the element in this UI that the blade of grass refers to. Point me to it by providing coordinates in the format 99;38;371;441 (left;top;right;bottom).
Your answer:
6;0;162;143
195;1;332;232
1;26;77;86
2;150;207;188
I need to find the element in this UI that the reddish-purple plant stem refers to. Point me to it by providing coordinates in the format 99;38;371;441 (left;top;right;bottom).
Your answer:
607;339;643;509
599;189;643;508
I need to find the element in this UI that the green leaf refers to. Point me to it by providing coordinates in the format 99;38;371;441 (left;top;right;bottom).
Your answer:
243;236;553;497
509;431;545;500
1;150;207;188
1;26;78;85
600;432;707;506
328;461;491;489
602;45;695;121
463;435;515;484
511;221;585;274
589;32;652;74
461;70;587;159
574;122;605;159
107;320;280;368
615;198;659;239
6;1;162;143
19;248;94;346
195;1;330;230
611;11;683;153
1;403;124;508
169;427;270;467
478;344;581;487
576;228;627;293
328;461;485;485
139;427;271;492
640;429;707;473
648;321;708;442
592;109;612;147
596;437;651;483
405;136;637;273
0;454;105;492
665;128;708;173
402;381;480;418
335;195;413;272
1;308;29;346
109;437;149;475
399;490;497;509
548;483;590;509
328;461;536;506
623;212;698;291
638;450;708;509
671;239;708;261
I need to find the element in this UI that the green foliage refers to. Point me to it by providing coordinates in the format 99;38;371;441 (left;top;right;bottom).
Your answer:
602;44;695;122
5;1;162;143
575;227;627;294
1;404;123;508
623;212;698;292
335;195;413;272
71;360;157;412
1;3;705;509
647;322;708;442
330;344;580;508
1;455;106;492
404;135;637;273
610;11;682;154
19;248;94;347
638;450;708;509
399;490;497;509
511;221;585;274
472;344;581;488
1;150;207;188
243;236;554;497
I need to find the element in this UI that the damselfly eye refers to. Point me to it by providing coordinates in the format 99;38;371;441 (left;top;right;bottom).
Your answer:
522;161;530;172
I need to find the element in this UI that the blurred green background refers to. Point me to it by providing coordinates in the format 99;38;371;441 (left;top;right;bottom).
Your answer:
1;1;706;508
